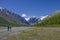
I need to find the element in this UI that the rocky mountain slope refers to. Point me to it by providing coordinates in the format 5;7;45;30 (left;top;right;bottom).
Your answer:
0;7;29;26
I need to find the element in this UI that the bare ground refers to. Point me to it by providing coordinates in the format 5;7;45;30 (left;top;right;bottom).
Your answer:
0;27;35;40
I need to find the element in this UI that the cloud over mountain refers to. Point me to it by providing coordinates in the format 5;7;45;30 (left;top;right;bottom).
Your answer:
21;13;26;17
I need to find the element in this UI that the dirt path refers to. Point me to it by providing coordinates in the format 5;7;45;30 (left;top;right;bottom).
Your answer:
0;27;35;40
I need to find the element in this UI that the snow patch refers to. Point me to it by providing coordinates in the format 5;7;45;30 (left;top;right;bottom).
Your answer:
25;18;30;21
40;15;48;20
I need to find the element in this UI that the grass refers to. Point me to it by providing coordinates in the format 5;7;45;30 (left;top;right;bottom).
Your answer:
7;27;60;40
0;16;23;26
8;35;17;40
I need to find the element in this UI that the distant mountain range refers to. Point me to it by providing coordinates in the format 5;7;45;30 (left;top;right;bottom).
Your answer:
0;7;42;26
27;16;41;25
0;7;29;26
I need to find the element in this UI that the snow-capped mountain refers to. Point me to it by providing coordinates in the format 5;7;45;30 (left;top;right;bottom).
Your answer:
27;16;41;25
0;7;49;25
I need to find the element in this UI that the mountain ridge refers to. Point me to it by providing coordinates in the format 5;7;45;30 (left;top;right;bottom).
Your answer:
35;11;60;27
0;7;29;26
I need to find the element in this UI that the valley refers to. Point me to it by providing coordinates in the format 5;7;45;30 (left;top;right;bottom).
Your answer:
7;27;60;40
0;27;35;40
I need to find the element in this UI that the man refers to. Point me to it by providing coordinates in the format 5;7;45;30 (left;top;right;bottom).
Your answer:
7;26;9;31
9;26;11;31
7;25;11;31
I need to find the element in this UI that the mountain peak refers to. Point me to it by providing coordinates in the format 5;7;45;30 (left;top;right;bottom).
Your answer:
31;16;36;18
0;7;29;26
0;7;5;9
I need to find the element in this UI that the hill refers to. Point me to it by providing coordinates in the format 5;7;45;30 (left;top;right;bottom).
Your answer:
36;11;60;27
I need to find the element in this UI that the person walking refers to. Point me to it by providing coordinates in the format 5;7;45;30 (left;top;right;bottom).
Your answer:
9;26;11;31
7;25;11;31
7;26;9;31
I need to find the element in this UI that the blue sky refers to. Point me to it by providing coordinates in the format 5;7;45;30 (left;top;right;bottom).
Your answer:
0;0;60;18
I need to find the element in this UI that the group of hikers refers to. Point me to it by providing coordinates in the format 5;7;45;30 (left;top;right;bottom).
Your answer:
7;25;11;31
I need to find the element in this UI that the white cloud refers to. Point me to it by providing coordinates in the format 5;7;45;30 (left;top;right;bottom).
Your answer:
21;13;26;17
40;15;48;20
